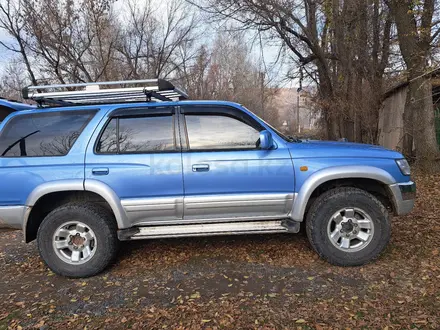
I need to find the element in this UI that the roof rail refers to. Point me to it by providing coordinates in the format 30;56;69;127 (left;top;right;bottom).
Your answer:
22;79;189;106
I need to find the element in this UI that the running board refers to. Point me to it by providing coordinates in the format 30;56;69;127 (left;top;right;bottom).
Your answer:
118;220;299;240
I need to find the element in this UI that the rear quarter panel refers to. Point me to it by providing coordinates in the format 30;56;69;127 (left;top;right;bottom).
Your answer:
0;108;105;206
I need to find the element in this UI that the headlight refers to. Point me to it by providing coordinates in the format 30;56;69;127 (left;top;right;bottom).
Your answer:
396;159;411;176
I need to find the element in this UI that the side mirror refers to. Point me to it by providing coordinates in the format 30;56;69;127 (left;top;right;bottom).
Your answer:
259;130;273;150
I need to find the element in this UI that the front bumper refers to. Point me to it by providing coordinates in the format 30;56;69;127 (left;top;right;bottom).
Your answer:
388;181;416;216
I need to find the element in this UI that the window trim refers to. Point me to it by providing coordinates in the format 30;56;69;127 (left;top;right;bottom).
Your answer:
180;105;264;132
180;107;264;152
0;109;97;158
94;108;179;155
110;106;174;118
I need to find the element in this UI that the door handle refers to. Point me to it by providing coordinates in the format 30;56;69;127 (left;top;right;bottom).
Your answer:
92;167;109;176
192;164;209;172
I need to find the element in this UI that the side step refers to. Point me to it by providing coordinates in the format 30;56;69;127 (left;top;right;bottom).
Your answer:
118;220;299;240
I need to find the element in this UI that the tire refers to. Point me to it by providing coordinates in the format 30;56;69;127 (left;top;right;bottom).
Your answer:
306;187;390;266
37;202;119;278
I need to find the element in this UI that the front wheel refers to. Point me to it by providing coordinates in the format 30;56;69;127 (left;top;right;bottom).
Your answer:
37;203;119;278
306;187;390;266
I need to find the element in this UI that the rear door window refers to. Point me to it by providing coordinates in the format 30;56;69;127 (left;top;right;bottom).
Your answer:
0;110;96;157
96;115;176;154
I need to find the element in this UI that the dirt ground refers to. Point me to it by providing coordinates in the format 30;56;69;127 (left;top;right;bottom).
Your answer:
0;173;439;329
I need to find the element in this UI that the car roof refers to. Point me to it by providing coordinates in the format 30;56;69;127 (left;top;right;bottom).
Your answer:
0;98;36;112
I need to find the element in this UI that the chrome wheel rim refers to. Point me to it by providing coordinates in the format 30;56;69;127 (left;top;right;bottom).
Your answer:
327;208;374;252
52;221;97;264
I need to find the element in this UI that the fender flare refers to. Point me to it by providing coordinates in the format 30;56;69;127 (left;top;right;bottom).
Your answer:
25;180;84;206
24;180;129;237
290;165;396;222
84;179;129;229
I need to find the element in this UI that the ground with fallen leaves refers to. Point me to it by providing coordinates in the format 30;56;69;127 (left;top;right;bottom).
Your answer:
0;172;439;329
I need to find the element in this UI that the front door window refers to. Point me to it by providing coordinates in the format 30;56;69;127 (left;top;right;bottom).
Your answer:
185;114;260;150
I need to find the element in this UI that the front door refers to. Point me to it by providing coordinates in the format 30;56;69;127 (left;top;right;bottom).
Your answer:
85;106;184;226
179;105;295;222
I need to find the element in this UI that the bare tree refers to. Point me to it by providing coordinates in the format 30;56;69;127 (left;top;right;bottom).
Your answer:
21;0;119;83
386;0;440;168
0;60;28;100
188;0;393;144
179;45;211;99
0;0;37;85
322;0;392;143
177;32;279;125
97;125;143;153
1;0;200;87
116;0;198;79
39;131;81;156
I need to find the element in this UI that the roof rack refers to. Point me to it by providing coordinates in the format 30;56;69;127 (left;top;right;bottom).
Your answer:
22;79;189;106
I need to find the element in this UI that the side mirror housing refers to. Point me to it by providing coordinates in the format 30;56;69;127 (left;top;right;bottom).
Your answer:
259;130;273;150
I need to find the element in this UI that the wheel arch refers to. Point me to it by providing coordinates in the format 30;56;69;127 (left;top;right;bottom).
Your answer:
24;180;129;242
290;165;396;222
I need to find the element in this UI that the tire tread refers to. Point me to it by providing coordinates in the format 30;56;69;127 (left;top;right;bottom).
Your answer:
37;202;119;278
306;187;390;266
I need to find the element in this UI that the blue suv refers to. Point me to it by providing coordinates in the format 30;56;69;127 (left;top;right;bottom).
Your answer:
0;79;415;277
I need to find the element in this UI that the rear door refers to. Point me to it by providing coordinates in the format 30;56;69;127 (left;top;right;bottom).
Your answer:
85;106;184;226
179;105;295;221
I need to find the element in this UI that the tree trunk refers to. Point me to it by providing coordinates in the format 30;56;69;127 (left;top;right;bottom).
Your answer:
354;75;363;143
408;72;439;169
387;0;439;170
402;86;414;158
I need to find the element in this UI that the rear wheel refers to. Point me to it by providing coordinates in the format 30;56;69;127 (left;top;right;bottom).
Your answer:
37;203;119;277
306;187;390;266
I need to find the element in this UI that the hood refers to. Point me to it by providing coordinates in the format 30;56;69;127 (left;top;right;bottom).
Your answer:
288;140;403;159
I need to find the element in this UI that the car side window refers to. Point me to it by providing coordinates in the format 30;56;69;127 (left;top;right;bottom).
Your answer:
185;114;260;150
96;115;176;153
0;110;95;157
